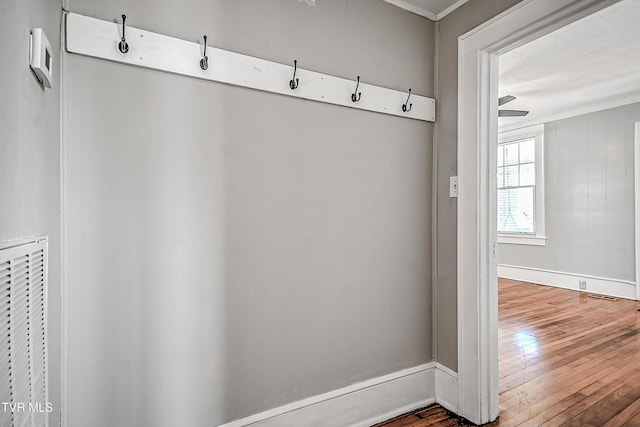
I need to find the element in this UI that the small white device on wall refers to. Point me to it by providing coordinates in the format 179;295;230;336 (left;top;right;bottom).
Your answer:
30;28;53;88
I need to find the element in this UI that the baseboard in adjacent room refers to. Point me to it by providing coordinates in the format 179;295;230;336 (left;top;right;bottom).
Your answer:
498;264;637;300
217;362;436;427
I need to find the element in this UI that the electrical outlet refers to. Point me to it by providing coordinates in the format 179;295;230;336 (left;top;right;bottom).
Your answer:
579;280;587;290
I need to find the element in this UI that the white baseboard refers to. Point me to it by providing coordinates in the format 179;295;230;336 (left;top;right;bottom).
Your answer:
434;363;458;413
217;362;436;427
498;264;637;300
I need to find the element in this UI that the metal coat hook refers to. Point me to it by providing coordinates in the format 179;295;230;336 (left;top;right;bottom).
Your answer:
200;35;209;70
402;88;413;112
118;14;129;54
351;76;362;103
289;60;299;90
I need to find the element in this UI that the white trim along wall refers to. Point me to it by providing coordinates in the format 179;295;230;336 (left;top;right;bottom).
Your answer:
457;0;622;424
498;264;636;300
214;363;457;427
635;121;640;301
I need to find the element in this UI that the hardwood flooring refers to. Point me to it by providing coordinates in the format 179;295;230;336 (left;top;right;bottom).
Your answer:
374;279;640;426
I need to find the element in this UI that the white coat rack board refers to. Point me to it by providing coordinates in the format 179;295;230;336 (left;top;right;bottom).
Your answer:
65;12;436;122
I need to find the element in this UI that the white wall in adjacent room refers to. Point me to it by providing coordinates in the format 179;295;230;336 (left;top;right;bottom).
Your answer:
498;102;638;284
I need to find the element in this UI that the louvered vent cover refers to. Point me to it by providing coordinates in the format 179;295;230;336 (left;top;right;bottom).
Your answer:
0;239;48;427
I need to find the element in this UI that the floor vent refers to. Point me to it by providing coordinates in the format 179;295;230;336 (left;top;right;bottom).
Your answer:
0;239;49;427
587;293;618;302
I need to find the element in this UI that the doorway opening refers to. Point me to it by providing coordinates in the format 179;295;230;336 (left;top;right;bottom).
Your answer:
494;3;640;421
456;0;626;424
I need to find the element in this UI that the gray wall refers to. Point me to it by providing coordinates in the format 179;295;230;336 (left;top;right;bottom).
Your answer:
498;103;638;282
64;1;434;426
0;2;62;426
433;0;522;371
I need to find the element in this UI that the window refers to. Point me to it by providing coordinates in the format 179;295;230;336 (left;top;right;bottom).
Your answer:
497;125;545;245
497;138;535;233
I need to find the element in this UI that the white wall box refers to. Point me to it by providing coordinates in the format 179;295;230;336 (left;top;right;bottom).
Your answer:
30;28;53;88
64;12;436;122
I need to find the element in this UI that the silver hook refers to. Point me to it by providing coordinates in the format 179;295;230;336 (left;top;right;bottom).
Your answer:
118;14;129;54
402;88;413;112
200;35;208;70
351;76;362;103
289;60;299;90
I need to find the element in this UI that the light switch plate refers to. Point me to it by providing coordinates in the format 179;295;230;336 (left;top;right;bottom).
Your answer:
450;176;458;198
30;28;53;88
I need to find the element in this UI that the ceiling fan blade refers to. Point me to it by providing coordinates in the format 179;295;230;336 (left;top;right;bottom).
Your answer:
498;95;516;106
499;109;529;117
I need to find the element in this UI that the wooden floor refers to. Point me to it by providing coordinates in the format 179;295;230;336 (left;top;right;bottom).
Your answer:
374;279;640;426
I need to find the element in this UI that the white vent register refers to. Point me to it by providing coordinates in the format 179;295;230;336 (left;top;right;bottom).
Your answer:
0;239;49;427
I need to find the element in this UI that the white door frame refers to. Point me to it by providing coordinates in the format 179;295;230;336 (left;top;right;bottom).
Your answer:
456;0;622;424
635;122;640;302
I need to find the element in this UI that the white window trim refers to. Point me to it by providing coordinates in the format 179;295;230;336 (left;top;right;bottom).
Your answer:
498;235;546;246
497;124;545;245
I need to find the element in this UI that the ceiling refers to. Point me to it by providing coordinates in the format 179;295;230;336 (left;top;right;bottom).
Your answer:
382;0;468;21
499;0;640;132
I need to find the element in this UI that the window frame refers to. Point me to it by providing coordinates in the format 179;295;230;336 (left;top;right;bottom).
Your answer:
497;124;546;246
